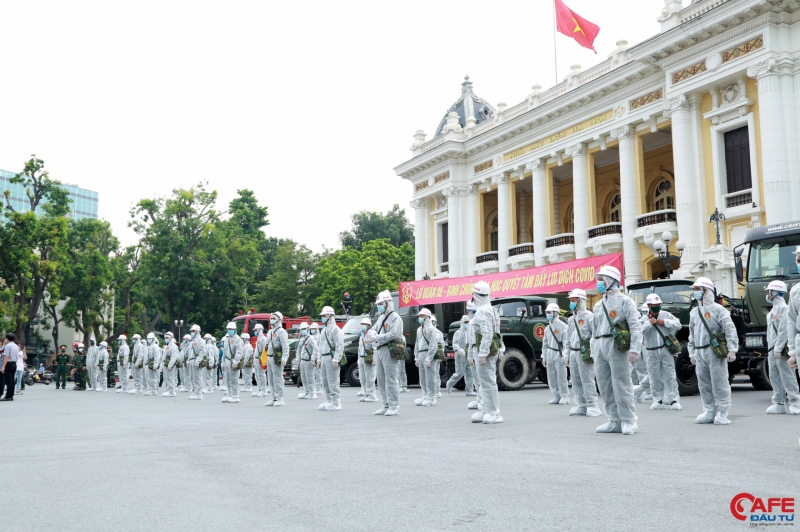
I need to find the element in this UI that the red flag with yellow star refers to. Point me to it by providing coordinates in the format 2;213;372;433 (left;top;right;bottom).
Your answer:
554;0;600;53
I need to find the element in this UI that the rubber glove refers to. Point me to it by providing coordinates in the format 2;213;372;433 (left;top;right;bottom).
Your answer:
415;361;419;368
561;356;569;367
542;357;547;368
331;359;337;369
478;356;487;366
468;358;474;367
690;355;696;365
726;351;736;363
788;355;797;369
628;351;639;365
425;361;431;368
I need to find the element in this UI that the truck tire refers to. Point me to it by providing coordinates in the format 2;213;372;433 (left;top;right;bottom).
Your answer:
675;343;699;397
344;363;360;388
537;363;548;385
749;359;772;391
497;348;529;391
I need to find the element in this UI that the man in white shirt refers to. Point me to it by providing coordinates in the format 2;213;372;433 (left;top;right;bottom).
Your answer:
2;333;21;401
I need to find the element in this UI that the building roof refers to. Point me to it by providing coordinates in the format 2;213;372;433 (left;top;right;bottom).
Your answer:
433;76;495;138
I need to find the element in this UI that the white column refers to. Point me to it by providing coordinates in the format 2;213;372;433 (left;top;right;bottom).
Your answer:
493;173;511;272
748;58;794;223
611;125;642;285
443;186;461;277
517;190;528;243
528;159;548;266
567;143;589;259
664;95;703;267
411;199;429;280
465;184;480;275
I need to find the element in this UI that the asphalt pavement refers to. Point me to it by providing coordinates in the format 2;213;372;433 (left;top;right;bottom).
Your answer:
2;377;798;532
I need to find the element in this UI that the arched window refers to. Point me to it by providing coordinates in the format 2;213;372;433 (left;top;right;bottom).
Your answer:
490;216;498;251
610;194;621;223
563;205;574;234
654;179;675;211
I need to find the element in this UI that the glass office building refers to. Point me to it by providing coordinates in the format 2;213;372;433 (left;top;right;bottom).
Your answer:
0;168;98;223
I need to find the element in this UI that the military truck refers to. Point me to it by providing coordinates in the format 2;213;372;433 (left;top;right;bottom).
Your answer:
445;296;551;391
735;221;800;384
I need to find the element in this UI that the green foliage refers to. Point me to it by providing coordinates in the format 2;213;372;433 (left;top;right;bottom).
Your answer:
228;189;269;239
252;242;320;317
315;239;414;315
339;204;414;250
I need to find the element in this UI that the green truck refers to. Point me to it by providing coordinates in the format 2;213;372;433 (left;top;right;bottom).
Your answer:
628;220;800;395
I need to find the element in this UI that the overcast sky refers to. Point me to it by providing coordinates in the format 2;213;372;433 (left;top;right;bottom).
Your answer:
0;0;667;251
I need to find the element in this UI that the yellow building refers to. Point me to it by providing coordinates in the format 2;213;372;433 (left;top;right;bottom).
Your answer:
395;0;797;297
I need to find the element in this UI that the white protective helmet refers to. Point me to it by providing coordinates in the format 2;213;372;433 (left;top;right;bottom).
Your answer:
118;334;127;341
418;308;432;319
99;341;108;347
203;333;212;340
253;323;264;331
597;265;621;284
190;324;201;333
320;306;335;316
460;314;470;323
568;288;587;300
641;303;649;312
466;301;477;313
241;333;250;340
183;334;191;341
271;311;284;322
473;280;491;296
792;246;800;255
645;294;663;305
360;317;372;326
546;303;560;313
766;280;788;293
299;322;309;330
692;277;715;291
225;322;236;330
310;322;320;330
132;334;141;341
164;331;173;339
78;342;85;349
375;290;392;304
146;332;156;340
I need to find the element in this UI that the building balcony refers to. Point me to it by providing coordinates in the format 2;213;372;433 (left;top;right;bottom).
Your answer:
634;209;678;246
587;223;623;256
545;233;576;264
475;252;499;275
721;189;761;222
508;243;535;270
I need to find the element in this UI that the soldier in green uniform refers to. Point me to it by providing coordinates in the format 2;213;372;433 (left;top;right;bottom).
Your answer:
106;346;117;390
55;345;69;389
72;342;88;391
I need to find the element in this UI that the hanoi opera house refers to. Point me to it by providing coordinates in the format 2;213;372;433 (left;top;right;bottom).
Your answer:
394;0;800;297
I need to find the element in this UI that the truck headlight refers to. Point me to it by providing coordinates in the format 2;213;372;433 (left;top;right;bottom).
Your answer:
745;335;765;348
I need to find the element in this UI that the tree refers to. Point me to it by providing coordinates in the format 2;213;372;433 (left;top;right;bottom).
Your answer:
252;242;321;317
0;156;71;339
314;239;414;315
339;204;415;250
60;218;120;346
131;183;260;335
227;189;269;239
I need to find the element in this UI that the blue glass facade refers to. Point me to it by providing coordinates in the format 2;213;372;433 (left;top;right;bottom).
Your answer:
0;168;98;223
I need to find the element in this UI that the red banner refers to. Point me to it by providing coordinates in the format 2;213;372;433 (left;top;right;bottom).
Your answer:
398;252;623;307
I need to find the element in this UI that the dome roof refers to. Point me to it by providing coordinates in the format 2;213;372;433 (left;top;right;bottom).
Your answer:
434;76;495;137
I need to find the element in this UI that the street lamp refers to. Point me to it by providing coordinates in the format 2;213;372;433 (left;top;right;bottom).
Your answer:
173;319;184;338
709;207;726;246
653;231;686;279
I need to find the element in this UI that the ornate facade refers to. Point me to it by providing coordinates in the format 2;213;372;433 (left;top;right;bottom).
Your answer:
395;0;800;297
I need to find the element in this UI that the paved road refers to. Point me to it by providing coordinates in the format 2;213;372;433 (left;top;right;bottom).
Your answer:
2;379;798;532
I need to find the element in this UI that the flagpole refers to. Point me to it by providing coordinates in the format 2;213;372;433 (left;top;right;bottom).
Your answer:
552;0;559;86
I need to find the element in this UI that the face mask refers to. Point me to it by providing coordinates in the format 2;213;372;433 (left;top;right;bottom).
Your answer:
461;322;467;328
309;330;316;335
192;332;197;337
569;302;577;311
270;318;277;325
360;325;367;332
796;262;800;273
546;313;555;321
227;330;235;337
766;294;772;303
321;316;329;324
147;339;153;345
693;291;703;301
418;317;425;324
596;281;606;294
118;341;122;346
650;306;661;314
376;304;385;314
256;330;262;336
